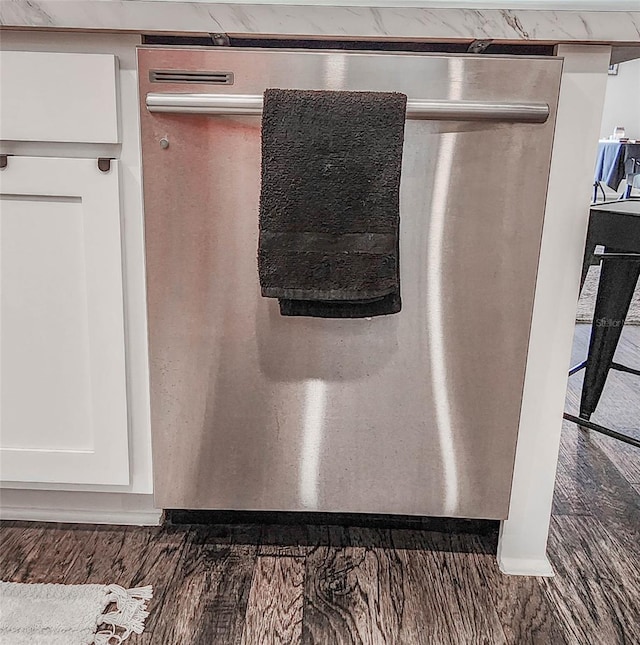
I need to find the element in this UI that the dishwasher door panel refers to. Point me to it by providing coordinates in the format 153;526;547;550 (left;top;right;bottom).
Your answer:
138;48;562;519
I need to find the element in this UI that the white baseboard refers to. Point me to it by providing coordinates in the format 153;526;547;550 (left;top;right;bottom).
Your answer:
497;555;555;577
0;489;162;526
1;506;162;526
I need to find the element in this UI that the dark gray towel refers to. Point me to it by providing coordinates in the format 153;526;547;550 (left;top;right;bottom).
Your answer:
258;88;407;318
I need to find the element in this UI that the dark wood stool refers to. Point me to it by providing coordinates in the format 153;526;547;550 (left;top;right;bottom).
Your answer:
564;200;640;448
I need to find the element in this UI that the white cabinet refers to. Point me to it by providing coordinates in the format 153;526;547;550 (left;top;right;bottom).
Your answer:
0;33;155;523
0;156;129;485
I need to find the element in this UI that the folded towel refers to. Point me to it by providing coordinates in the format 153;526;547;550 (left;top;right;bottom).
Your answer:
258;88;407;318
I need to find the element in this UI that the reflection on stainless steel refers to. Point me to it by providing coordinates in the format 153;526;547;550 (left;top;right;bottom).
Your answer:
145;93;550;123
323;54;348;90
300;378;327;509
426;57;465;516
138;47;562;519
427;132;460;516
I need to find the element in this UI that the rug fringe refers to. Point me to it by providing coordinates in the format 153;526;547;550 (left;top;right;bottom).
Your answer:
94;584;153;644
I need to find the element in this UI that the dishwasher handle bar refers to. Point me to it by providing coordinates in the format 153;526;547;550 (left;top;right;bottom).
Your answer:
146;93;550;123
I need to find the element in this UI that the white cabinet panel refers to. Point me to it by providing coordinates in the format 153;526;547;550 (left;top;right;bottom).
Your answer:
0;51;119;144
3;197;93;451
0;156;129;485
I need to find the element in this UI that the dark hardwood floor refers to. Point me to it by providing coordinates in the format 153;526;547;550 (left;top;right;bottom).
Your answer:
1;324;638;644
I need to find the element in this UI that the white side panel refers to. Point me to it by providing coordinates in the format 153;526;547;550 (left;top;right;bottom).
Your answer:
0;51;119;144
0;156;129;485
498;45;612;576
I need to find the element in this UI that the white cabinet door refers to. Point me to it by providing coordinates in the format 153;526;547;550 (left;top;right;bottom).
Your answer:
0;156;129;485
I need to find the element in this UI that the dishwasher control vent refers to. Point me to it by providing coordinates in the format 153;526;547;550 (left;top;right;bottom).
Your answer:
149;70;234;85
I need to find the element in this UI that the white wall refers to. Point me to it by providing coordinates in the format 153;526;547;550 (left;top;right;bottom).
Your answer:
600;58;640;140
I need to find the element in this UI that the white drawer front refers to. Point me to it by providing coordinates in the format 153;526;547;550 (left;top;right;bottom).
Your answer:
0;51;119;144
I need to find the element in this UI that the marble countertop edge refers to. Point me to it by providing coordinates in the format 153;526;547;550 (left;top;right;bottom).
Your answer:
1;1;639;44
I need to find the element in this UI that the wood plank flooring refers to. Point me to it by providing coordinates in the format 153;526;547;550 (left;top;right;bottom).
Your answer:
1;324;638;644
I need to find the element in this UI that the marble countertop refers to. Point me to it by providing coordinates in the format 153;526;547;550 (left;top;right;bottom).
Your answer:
1;0;639;43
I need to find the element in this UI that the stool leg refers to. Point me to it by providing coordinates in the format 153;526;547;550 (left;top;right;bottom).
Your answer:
580;254;640;419
580;215;597;293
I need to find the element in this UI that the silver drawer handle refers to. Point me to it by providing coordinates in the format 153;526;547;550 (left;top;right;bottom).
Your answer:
146;93;549;123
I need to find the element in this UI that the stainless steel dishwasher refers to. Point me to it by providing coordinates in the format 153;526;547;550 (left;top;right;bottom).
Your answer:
138;46;562;519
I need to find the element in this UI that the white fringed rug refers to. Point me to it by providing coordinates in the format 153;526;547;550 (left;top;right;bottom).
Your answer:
0;581;152;645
